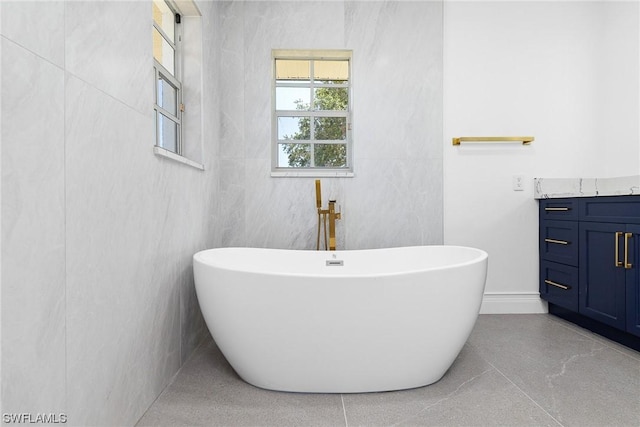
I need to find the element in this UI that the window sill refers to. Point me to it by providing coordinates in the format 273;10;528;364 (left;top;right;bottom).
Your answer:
154;146;205;170
270;170;354;178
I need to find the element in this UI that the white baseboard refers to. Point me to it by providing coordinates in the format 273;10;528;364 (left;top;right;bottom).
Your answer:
479;292;548;314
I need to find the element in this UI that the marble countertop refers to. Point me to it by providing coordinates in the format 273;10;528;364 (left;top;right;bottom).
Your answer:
534;175;640;199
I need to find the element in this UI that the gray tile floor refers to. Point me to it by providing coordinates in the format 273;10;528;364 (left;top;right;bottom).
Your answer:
137;315;640;426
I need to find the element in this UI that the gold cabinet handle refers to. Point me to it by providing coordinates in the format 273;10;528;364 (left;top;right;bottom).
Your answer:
544;279;570;290
625;232;633;269
544;238;569;245
544;207;570;211
615;232;623;267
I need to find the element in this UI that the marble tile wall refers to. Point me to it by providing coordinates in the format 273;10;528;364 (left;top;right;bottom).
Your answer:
1;31;66;416
219;1;444;250
1;1;218;424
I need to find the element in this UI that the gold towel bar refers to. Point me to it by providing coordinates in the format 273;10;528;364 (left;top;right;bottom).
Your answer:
452;136;534;146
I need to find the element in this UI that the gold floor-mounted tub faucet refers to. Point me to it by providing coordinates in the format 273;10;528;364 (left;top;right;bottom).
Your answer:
315;180;341;251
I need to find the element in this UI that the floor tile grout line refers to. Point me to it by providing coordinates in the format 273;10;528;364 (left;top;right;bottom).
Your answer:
341;394;348;427
385;367;495;427
337;351;499;427
479;353;565;427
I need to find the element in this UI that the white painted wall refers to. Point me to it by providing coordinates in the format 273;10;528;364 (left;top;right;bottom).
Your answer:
443;1;639;313
597;1;640;176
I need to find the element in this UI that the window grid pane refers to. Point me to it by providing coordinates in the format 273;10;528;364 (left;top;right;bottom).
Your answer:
157;74;178;116
277;116;309;140
314;144;347;168
275;87;311;111
314;117;347;140
278;143;311;168
152;0;175;42
157;113;179;153
313;60;349;83
313;87;348;111
153;28;175;75
275;60;310;82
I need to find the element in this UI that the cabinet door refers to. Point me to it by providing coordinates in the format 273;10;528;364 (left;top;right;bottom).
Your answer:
625;225;640;337
579;222;626;330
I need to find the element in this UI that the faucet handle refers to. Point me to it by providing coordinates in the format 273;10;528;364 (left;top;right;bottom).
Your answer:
329;201;341;219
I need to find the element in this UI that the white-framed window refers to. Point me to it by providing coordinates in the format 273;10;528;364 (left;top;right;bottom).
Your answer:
153;0;183;154
272;50;353;176
151;0;204;170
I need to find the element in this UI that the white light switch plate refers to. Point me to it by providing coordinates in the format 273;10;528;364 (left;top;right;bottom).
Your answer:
513;175;525;191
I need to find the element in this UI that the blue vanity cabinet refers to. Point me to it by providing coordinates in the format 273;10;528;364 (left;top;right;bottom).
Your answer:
540;196;640;346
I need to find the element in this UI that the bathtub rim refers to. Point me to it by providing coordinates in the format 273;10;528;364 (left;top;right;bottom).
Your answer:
193;245;488;279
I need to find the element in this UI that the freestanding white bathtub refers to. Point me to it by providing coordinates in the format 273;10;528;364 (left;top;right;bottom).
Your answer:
193;246;488;393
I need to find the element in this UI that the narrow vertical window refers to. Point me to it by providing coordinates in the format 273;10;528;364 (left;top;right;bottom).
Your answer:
153;0;182;154
273;50;352;174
